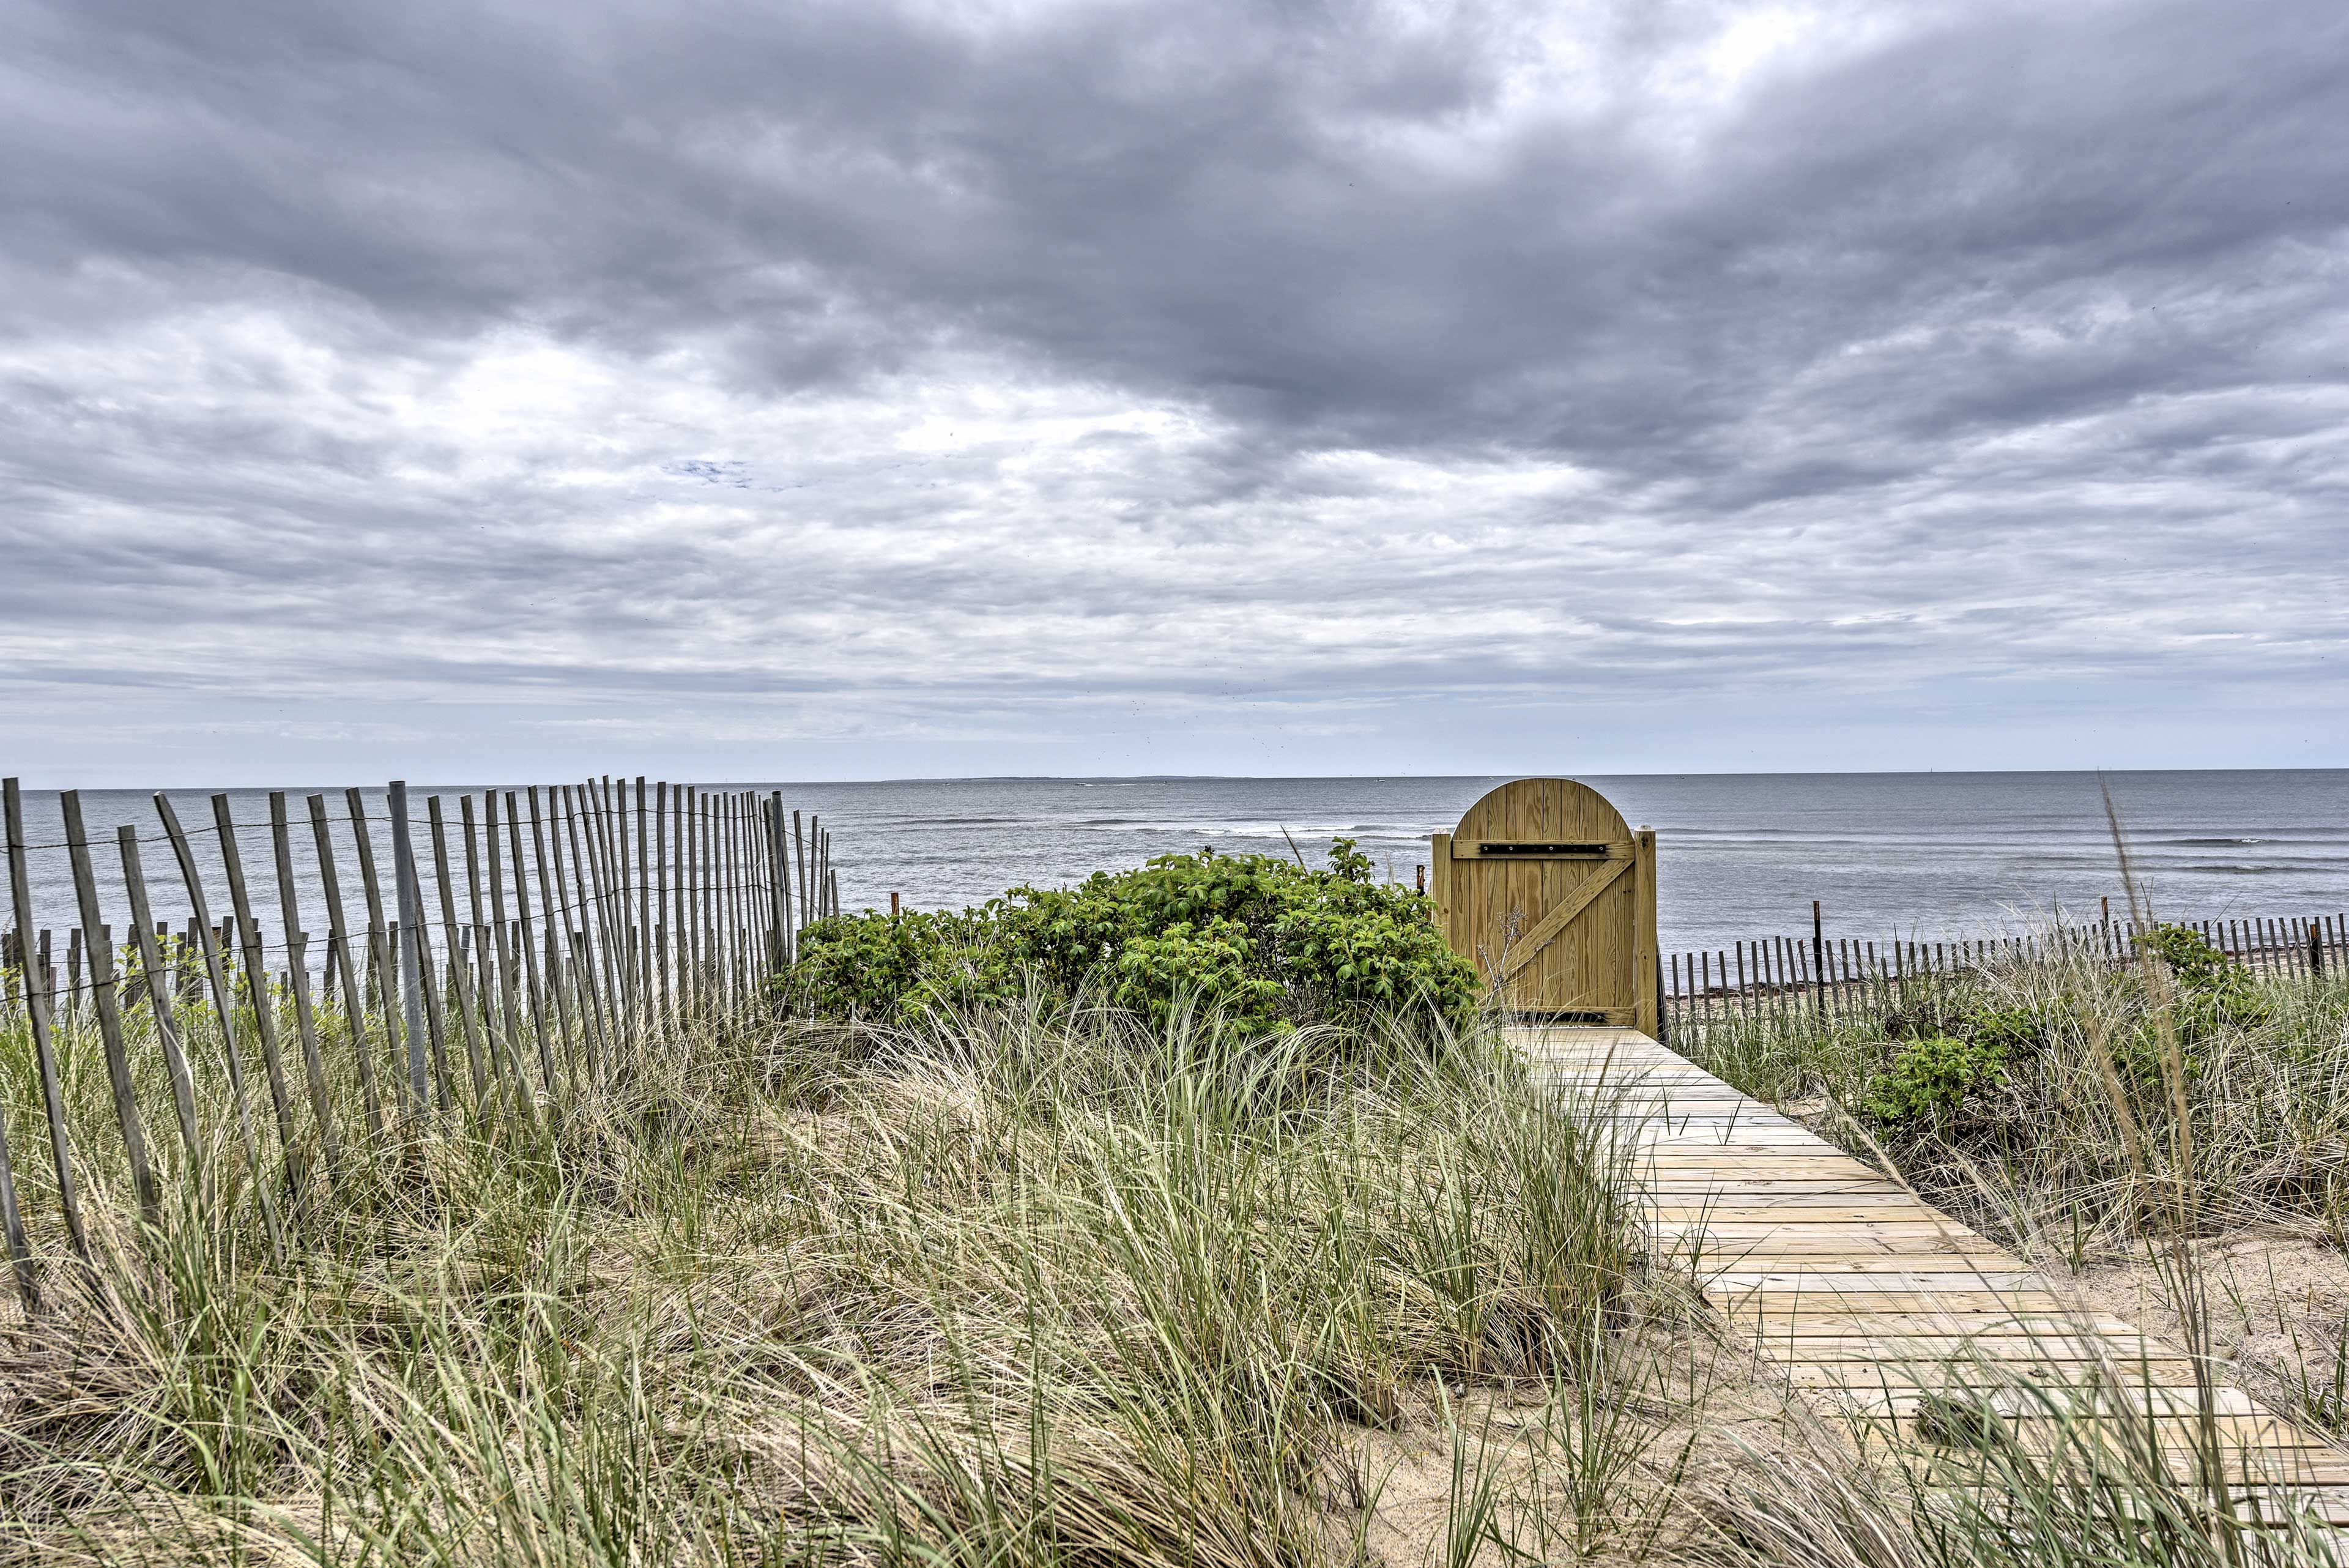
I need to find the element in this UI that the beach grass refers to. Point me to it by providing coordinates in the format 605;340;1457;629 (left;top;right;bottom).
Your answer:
0;992;1669;1565
6;969;2349;1564
1680;931;2349;1250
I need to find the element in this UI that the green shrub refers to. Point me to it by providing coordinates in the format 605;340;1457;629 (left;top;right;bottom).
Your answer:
1958;1000;2047;1055
1862;995;2050;1127
2139;922;2270;1033
776;907;1000;1020
1863;1033;2011;1126
779;837;1480;1035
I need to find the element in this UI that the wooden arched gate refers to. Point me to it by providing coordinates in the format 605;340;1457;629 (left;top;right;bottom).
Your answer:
1430;778;1658;1033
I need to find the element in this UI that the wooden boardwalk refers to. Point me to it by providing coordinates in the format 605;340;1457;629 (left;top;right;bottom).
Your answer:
1518;1025;2349;1523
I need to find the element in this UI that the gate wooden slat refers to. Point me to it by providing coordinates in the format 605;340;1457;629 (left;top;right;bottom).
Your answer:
1498;850;1631;979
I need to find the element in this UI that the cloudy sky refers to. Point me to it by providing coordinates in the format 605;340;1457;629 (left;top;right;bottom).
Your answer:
3;0;2344;786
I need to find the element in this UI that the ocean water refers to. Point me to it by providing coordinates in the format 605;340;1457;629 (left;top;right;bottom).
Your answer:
9;771;2344;961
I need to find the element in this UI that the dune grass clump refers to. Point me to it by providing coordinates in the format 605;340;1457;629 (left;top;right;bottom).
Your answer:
0;989;1663;1567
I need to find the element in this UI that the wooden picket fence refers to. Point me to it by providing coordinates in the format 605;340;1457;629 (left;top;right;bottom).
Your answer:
1659;907;2348;1043
0;775;841;1318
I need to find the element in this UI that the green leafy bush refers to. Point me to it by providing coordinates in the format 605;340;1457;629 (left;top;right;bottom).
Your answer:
1863;1033;2011;1125
1863;996;2058;1127
779;838;1480;1035
1959;1001;2047;1056
2140;923;2270;1033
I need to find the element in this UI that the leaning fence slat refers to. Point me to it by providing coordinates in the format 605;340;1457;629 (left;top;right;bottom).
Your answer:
61;791;160;1230
459;794;508;1079
612;776;638;1023
765;793;789;970
684;788;704;1007
595;776;625;1021
725;797;744;1002
712;790;729;998
725;792;741;994
686;787;705;1005
634;778;653;1010
743;795;760;985
710;789;726;1001
653;781;671;1017
604;775;635;1024
425;797;490;1104
1663;945;1682;1044
558;786;615;1061
564;784;603;1028
307;795;385;1140
587;779;612;1020
524;788;580;1087
714;790;733;1001
212;793;328;1174
573;802;618;1074
681;787;701;1005
681;784;700;1017
0;1053;29;1314
1776;935;1793;1017
388;782;442;1112
576;783;627;1043
481;792;523;1080
503;793;557;1088
0;798;36;1304
715;792;733;1000
118;828;202;1176
561;785;606;1036
153;795;281;1252
62;927;83;1028
267;793;344;1173
743;794;759;978
342;788;409;1113
792;808;808;946
6;779;89;1271
669;786;691;1019
458;796;490;998
556;787;613;1070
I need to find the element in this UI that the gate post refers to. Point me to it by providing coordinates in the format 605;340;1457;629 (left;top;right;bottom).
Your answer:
1633;827;1658;1037
1429;831;1453;931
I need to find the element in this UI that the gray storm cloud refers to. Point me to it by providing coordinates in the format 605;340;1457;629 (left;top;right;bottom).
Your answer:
1;0;2343;783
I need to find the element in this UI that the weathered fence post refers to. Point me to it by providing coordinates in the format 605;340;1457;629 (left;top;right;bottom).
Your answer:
388;782;432;1115
119;827;202;1176
4;778;86;1287
306;794;384;1138
1811;900;1825;1016
61;791;160;1232
767;793;792;968
425;795;491;1104
267;794;344;1162
212;793;324;1172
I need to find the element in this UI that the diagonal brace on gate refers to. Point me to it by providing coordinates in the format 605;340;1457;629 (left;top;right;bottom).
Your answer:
1497;849;1633;981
